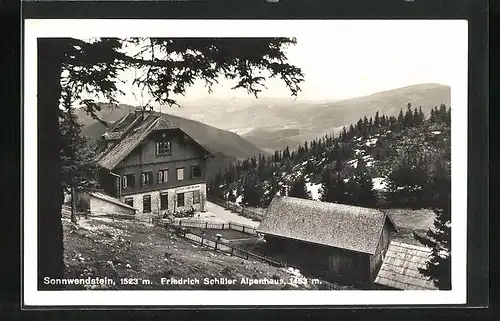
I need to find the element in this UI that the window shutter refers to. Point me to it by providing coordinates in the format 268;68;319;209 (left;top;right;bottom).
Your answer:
158;171;163;183
122;176;127;188
141;173;146;186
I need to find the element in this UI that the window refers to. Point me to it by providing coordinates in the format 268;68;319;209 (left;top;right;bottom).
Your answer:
141;171;153;186
143;195;151;213
160;192;168;210
191;165;202;178
158;169;169;183
193;190;200;204
156;139;172;155
177;193;185;207
124;198;134;207
122;173;135;189
176;167;184;181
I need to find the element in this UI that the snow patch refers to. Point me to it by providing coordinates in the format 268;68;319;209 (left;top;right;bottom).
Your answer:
236;195;242;205
354;149;364;156
431;131;442;135
372;177;387;191
305;182;322;201
348;159;358;168
365;138;378;147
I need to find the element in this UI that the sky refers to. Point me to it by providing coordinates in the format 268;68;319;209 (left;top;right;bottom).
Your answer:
110;20;465;105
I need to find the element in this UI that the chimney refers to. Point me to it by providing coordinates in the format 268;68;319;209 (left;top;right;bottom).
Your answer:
134;107;143;118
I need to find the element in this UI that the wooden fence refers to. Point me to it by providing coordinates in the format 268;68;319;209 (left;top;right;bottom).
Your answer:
178;229;286;268
168;219;258;235
207;196;263;221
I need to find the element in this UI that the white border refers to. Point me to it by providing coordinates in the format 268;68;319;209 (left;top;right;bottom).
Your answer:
23;19;468;306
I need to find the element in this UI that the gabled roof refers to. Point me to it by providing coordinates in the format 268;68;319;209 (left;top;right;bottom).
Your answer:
96;112;213;170
374;241;438;290
257;195;398;255
89;192;137;211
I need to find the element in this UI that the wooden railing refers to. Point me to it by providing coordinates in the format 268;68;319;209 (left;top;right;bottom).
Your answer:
156;218;258;235
175;227;286;268
207;196;264;221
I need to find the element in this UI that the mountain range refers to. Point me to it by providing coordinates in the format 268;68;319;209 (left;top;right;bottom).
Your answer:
76;83;450;170
164;83;451;153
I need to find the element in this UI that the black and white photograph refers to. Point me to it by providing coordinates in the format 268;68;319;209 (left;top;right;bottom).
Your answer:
23;19;468;306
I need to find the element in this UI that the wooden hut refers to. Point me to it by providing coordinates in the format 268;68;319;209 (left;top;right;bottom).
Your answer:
374;241;438;290
257;195;398;286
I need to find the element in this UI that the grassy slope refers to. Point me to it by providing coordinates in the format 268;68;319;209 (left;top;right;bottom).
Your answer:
63;217;345;290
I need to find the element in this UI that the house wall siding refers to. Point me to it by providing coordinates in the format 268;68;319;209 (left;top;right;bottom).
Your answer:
117;158;207;196
263;235;372;285
120;183;207;215
119;130;203;166
369;220;392;281
112;130;208;196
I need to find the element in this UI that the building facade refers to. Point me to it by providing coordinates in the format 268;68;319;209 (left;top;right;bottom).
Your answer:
94;108;214;215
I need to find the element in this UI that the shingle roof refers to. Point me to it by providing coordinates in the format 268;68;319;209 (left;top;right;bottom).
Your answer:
96;112;213;170
102;131;122;140
97;114;164;170
257;195;397;254
374;241;438;290
89;192;136;211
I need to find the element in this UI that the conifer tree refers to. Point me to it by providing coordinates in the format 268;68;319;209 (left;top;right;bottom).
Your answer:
242;176;263;207
404;103;414;127
387;151;430;208
414;159;451;289
413;107;419;125
419;106;425;123
334;173;348;204
289;176;311;200
320;167;336;202
59;92;100;224
351;158;377;207
397;109;404;127
374;111;380;128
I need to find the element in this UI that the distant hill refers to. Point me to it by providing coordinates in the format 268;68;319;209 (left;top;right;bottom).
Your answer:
76;103;268;161
209;106;451;211
161;83;450;152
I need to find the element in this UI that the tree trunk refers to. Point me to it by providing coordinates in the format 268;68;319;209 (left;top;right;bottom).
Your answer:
38;39;66;289
71;186;77;224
